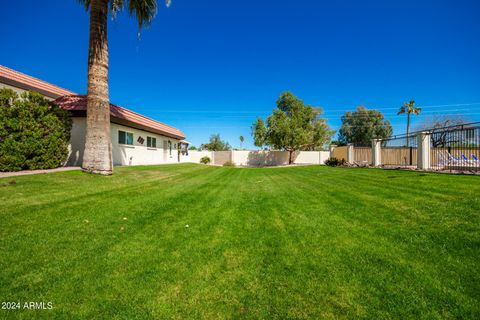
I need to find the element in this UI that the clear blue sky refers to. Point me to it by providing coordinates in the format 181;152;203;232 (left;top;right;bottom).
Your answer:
1;0;479;149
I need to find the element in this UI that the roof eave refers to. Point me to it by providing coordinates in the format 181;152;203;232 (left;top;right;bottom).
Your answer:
0;76;64;99
111;117;186;140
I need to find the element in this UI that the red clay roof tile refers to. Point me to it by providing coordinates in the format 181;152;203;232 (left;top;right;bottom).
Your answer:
55;95;185;140
0;65;76;98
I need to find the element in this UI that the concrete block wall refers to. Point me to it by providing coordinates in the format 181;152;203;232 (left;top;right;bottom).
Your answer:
185;150;330;166
181;151;214;164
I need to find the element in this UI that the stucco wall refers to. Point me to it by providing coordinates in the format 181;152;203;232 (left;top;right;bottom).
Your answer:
181;151;213;164
294;151;330;165
233;150;289;166
67;118;87;166
182;150;331;167
232;151;328;166
66;118;183;166
110;123;181;166
213;151;233;165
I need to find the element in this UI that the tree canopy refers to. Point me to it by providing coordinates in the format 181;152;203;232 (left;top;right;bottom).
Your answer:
397;100;421;146
78;0;171;29
252;92;333;163
338;106;392;146
201;134;231;151
0;89;72;171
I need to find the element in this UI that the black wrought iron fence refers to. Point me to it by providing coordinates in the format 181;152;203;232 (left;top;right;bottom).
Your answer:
429;123;480;171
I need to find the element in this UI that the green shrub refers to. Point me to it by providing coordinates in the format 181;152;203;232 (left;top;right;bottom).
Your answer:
0;89;72;172
200;156;211;164
223;161;235;167
324;157;346;167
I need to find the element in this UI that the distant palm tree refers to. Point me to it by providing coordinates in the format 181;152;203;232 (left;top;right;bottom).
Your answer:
78;0;170;175
398;100;422;146
239;135;244;149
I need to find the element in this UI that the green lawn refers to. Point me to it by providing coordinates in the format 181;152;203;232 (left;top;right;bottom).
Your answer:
0;164;479;319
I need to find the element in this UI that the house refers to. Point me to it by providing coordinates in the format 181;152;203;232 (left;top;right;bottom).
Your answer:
0;65;187;166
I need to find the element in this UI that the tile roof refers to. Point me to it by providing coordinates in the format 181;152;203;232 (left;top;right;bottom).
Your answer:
55;95;185;140
0;65;186;140
0;65;76;98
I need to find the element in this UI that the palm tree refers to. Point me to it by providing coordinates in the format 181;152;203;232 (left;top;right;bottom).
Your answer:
239;135;244;149
78;0;170;175
398;100;421;146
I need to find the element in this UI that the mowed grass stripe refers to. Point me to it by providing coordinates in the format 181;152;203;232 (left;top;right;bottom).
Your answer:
0;164;479;319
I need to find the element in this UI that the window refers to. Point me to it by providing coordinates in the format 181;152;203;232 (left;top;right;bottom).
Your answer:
147;136;157;148
168;140;172;156
118;130;133;145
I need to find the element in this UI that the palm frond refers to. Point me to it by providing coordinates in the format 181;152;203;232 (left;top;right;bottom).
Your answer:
412;107;422;115
78;0;91;10
110;0;125;17
79;0;170;28
128;0;158;29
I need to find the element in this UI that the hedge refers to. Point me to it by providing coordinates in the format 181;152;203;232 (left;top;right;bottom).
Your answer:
0;89;72;171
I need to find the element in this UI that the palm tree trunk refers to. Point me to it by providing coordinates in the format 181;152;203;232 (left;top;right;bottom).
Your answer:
82;0;113;175
406;113;410;147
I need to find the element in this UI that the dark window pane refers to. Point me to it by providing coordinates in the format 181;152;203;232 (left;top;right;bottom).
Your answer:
119;131;126;144
147;136;157;148
126;133;133;145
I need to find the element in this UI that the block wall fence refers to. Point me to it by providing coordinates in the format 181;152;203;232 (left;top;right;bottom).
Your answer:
183;150;330;167
184;126;479;171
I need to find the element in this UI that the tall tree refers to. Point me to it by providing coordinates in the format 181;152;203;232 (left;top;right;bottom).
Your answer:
252;118;266;148
201;134;231;151
338;106;392;146
78;0;170;175
0;89;72;172
252;92;333;164
239;135;244;149
397;100;421;146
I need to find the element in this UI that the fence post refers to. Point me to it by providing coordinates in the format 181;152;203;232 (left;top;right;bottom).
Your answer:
372;139;382;166
417;132;431;170
347;144;354;164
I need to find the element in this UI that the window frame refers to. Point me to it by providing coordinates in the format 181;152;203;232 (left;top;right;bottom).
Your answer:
147;136;157;149
118;130;134;146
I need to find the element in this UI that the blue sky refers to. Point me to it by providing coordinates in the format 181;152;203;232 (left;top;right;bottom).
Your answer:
1;0;479;149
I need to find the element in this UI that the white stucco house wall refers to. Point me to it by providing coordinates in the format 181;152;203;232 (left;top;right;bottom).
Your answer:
0;65;188;167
